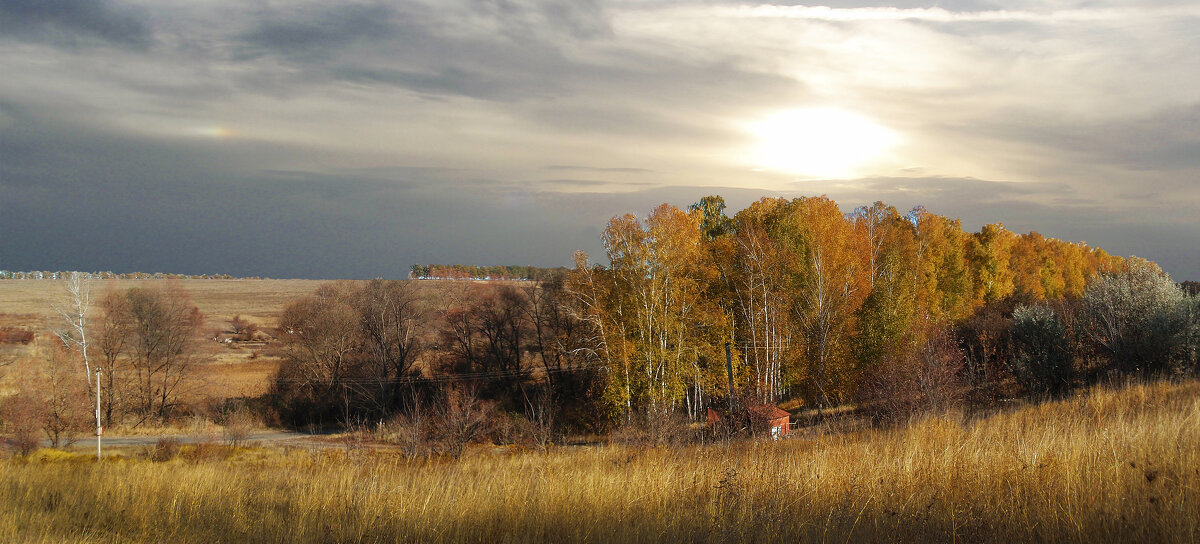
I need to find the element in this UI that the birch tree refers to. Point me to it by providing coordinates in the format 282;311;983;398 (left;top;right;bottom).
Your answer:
784;197;870;413
53;272;95;392
732;198;796;403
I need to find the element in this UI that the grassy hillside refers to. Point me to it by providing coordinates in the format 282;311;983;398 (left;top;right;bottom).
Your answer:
1;378;1197;543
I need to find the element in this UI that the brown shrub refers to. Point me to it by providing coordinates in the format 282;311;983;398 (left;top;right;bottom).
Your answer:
1;390;43;455
229;315;259;341
148;437;182;462
859;329;968;424
610;408;700;448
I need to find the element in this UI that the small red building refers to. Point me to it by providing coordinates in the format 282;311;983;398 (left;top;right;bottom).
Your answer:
747;405;791;438
708;405;791;438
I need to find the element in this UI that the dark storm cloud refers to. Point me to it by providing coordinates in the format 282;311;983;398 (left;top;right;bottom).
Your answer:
0;0;151;48
0;105;594;278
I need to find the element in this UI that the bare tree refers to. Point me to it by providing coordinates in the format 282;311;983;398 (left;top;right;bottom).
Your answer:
52;272;94;387
439;284;531;404
278;285;359;391
351;279;426;412
124;284;204;423
273;280;428;424
97;290;132;424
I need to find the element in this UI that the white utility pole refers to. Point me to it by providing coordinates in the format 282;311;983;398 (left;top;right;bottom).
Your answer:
96;368;102;459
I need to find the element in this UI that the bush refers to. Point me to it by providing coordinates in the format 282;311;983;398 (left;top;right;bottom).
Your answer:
149;438;182;462
182;441;233;462
0;327;35;345
610;408;700;448
1081;262;1188;375
2;391;43;456
2;348;91;449
378;413;429;459
220;408;255;447
229;315;259;341
859;329;967;424
955;304;1015;401
1010;305;1074;395
432;385;493;458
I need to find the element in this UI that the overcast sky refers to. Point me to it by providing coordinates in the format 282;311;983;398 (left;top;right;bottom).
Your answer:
2;0;1197;280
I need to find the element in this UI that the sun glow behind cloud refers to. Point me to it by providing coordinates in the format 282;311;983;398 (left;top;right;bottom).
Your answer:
745;108;898;179
192;126;234;139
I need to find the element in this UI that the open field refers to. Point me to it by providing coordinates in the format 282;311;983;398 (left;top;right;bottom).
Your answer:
0;278;327;329
1;378;1197;543
0;277;524;403
0;278;328;401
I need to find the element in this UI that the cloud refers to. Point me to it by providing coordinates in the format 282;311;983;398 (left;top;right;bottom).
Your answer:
0;0;151;48
227;0;613;101
1;0;1199;281
236;3;398;61
714;3;1200;23
546;165;654;173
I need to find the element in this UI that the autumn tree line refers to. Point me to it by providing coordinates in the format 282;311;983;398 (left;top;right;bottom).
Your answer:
564;195;1200;424
270;195;1199;435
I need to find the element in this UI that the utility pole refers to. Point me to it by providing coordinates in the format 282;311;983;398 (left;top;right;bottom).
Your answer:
95;368;102;460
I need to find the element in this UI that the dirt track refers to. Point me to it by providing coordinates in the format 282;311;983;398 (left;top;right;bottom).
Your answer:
33;430;328;450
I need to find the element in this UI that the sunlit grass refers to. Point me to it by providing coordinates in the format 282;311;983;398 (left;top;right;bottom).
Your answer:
2;379;1198;543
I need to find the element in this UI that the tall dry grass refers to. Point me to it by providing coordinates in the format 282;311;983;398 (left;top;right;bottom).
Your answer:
1;378;1197;543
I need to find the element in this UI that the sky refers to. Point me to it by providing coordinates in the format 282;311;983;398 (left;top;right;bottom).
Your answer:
1;0;1198;280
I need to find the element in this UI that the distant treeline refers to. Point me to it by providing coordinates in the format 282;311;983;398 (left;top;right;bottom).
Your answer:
409;264;568;281
0;271;245;280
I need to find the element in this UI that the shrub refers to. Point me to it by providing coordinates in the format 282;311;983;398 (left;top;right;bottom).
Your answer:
221;408;255;447
0;327;35;345
149;438;182;462
1081;262;1188;374
182;441;232;463
2;391;43;456
432;385;492;458
859;329;967;423
1010;304;1073;395
610;408;699;448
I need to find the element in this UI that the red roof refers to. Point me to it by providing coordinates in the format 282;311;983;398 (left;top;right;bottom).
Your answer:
748;405;790;421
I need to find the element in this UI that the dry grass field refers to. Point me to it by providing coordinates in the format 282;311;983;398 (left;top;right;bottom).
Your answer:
0;278;325;329
0;278;522;403
0;378;1196;543
0;278;327;400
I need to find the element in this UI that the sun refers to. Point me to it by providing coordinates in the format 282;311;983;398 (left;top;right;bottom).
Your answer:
746;107;897;178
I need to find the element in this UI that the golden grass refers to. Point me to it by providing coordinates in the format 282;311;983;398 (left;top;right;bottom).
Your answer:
2;378;1197;543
